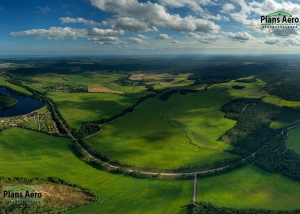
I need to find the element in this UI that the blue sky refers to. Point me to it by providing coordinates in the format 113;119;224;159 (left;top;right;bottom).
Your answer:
1;0;300;55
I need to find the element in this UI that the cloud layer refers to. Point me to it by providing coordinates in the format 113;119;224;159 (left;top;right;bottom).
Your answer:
60;17;101;26
10;27;88;40
90;0;220;33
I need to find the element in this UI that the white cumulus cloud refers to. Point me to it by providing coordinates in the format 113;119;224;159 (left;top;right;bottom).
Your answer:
220;3;235;13
60;17;101;26
10;27;88;40
171;40;185;44
199;35;223;43
186;32;201;38
137;34;149;40
88;36;121;45
231;0;300;37
129;37;149;44
264;37;300;46
90;28;124;36
158;0;212;13
89;0;220;33
227;31;255;42
102;17;158;32
155;34;172;39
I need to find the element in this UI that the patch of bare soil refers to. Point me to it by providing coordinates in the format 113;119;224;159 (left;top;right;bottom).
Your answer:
42;184;93;208
89;86;125;94
129;74;144;81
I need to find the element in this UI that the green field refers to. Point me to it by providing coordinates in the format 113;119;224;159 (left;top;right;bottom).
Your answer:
14;72;151;98
85;79;274;169
129;73;193;88
198;165;300;210
47;92;137;129
0;128;192;214
220;78;300;129
263;96;300;108
262;96;300;129
286;127;300;155
216;77;266;99
85;85;243;169
14;72;127;93
0;74;32;95
14;71;195;99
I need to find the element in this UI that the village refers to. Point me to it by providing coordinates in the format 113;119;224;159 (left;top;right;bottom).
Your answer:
0;106;58;133
46;84;88;93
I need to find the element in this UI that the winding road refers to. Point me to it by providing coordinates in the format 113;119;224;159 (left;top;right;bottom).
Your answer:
40;88;299;207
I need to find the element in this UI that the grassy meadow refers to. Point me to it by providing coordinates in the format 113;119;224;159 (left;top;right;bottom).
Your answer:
14;72;127;93
13;72;152;98
198;165;300;210
0;74;32;95
263;96;300;129
263;96;300;108
286;127;300;155
85;85;242;169
47;92;137;129
84;78;277;169
84;78;285;169
0;128;192;214
129;73;193;88
219;77;300;129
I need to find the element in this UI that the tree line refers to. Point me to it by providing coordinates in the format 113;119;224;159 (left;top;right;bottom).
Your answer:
220;98;300;181
193;201;300;214
0;93;17;109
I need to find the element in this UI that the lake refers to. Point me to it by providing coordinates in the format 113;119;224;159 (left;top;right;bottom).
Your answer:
0;87;44;117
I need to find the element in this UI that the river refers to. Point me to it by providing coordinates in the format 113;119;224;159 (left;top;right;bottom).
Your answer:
0;87;44;117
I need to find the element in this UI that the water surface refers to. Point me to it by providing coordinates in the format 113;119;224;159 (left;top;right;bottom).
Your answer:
0;87;44;117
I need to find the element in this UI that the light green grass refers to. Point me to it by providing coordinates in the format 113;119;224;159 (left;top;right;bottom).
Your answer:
47;92;137;129
131;85;155;98
198;165;300;210
217;79;300;129
0;128;192;214
270;119;300;129
15;72;148;97
286;127;300;155
15;72;127;93
216;78;266;99
165;90;236;150
15;72;193;99
0;75;32;95
28;119;39;129
135;73;193;88
263;96;300;108
86;78;272;168
85;86;241;169
85;79;271;169
262;97;300;128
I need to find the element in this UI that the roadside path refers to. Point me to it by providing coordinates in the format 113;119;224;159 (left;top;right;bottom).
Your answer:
193;174;197;202
84;129;101;139
24;89;292;177
287;124;300;130
46;94;284;176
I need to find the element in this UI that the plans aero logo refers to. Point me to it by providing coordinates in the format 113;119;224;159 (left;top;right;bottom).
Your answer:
267;11;292;18
3;185;43;204
261;11;299;28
